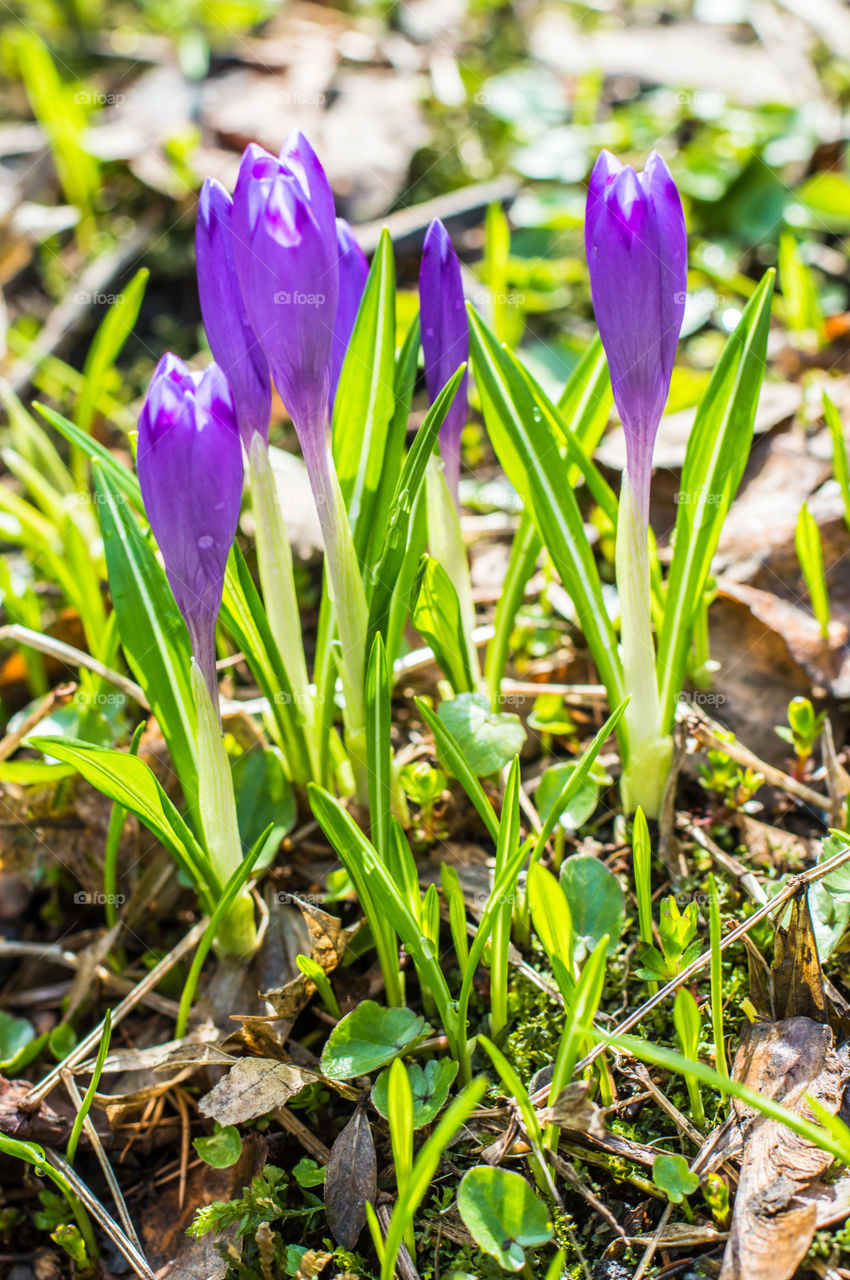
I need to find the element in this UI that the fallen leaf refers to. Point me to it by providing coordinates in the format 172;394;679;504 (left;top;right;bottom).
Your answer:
323;1102;376;1249
198;1058;319;1126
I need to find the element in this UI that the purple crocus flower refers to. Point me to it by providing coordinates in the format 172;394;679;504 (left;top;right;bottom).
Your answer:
330;218;369;418
585;150;687;515
419;218;469;503
137;353;243;706
230;132;339;448
196;177;271;449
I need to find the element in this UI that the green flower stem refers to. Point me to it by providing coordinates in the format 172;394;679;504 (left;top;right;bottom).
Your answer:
247;434;315;776
426;458;481;685
616;471;671;817
192;662;256;957
302;428;369;801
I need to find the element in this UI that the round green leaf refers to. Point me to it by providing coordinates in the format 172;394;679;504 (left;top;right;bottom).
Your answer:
193;1122;242;1169
371;1058;458;1129
436;693;526;777
457;1166;553;1271
320;1000;432;1080
536;761;600;831
0;1013;35;1068
652;1152;699;1204
559;854;624;960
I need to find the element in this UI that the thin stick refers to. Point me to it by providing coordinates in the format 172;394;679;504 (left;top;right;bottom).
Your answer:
23;919;206;1106
0;626;147;708
0;682;76;761
61;1070;141;1250
43;1150;156;1280
0;940;179;1017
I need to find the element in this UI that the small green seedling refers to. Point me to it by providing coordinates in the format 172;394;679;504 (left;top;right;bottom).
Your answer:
456;1166;553;1272
698;730;764;814
653;1152;699;1221
796;501;831;639
296;954;341;1020
399;759;448;844
775;696;826;781
635;895;701;984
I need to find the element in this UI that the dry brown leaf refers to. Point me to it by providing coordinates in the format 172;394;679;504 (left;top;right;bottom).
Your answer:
719;1016;850;1280
198;1057;319;1126
536;1081;604;1137
323;1102;376;1249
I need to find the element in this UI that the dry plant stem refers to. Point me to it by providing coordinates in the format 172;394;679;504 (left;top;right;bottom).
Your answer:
23;919;206;1106
375;1203;421;1280
43;1149;156;1280
633;1128;719;1280
0;940;180;1017
61;1070;142;1250
530;842;850;1100
0;625;148;706
625;1062;704;1147
682;819;769;905
682;704;831;810
0;681;76;761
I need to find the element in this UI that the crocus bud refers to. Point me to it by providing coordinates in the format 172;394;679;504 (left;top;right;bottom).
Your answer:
137;354;243;705
585;150;687;511
196;177;271;449
330;218;369;417
419;218;469;503
231;133;339;441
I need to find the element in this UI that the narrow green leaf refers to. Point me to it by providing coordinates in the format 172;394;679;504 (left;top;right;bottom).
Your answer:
75;270;149;435
824;392;850;531
414;697;500;843
333;229;398;562
469;307;624;722
795;501;830;637
657;270;775;727
30;735;215;905
412;556;475;695
93;462;198;802
366;634;392;867
366;368;465;648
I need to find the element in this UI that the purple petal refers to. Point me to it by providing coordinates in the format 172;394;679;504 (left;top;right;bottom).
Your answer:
419;218;469;502
137;354;243;701
330;218;369;418
231;140;339;443
585;149;687;503
196;177;271;448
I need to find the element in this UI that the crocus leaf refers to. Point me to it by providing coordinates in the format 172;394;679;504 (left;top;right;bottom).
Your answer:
29;735;216;906
92;462;198;807
319;1001;432;1080
457;1166;553;1272
653;1152;699;1204
333;228;399;564
75;268;149;436
366;365;463;653
371;1058;458;1130
412;556;475;695
436;692;526;777
656;269;775;729
468;308;625;733
232;745;294;864
560;854;624;960
35;402;142;507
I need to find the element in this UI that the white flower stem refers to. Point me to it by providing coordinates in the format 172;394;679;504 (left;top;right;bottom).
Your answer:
616;471;672;818
247;434;316;777
192;661;256;957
